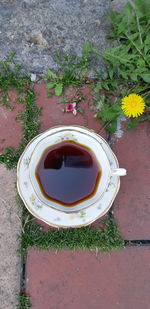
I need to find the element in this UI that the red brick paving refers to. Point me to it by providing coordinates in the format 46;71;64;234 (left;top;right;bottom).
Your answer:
26;247;150;309
112;121;150;239
0;90;23;152
1;83;150;309
34;83;106;137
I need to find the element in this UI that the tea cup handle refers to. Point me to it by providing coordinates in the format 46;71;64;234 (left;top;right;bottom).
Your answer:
111;168;126;176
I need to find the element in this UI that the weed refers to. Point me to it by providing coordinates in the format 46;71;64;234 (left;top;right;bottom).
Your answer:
0;56;41;169
20;215;124;253
0;53;28;106
44;43;94;96
17;196;124;254
17;294;31;309
92;0;150;132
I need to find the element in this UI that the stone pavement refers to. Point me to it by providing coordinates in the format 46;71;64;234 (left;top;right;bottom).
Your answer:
112;122;150;240
0;166;21;309
0;0;127;73
26;248;150;309
1;82;150;308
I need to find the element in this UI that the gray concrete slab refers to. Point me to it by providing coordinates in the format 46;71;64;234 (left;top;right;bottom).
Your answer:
0;0;127;73
0;165;21;309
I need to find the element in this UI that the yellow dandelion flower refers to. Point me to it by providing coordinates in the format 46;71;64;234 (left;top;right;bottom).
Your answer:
121;93;145;118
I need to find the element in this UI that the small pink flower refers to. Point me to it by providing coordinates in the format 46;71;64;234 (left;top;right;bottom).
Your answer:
65;102;77;115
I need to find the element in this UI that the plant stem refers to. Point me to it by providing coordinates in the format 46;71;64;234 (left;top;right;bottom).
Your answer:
130;0;143;44
98;121;111;134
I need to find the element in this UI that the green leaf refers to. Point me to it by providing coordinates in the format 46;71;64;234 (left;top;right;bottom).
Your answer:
108;69;113;79
137;58;145;68
47;92;54;97
101;81;109;91
94;82;102;92
123;3;134;22
142;115;150;121
144;34;150;54
46;82;56;89
134;0;150;20
104;47;132;64
141;74;150;83
126;118;140;130
47;69;57;79
55;83;63;96
144;45;150;54
107;120;117;133
130;73;138;81
98;103;121;123
121;71;128;79
78;108;84;114
127;33;139;41
145;34;150;45
82;42;93;58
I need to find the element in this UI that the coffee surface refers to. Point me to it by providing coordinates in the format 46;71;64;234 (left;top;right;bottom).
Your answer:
36;141;101;206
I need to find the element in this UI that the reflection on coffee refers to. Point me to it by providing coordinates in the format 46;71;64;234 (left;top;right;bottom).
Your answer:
36;141;101;206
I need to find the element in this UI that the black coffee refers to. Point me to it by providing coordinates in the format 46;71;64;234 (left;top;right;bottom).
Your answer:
36;141;101;206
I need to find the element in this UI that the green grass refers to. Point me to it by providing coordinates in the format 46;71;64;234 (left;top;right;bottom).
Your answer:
17;295;31;309
0;53;28;107
44;43;94;96
21;216;124;253
18;196;124;254
0;55;41;169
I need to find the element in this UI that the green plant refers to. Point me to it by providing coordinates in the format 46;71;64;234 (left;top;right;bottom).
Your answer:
45;43;93;96
17;294;31;309
0;56;41;169
92;0;150;132
18;196;124;254
21;215;124;253
0;53;28;107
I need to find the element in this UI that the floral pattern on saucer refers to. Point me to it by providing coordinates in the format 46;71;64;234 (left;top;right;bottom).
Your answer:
55;132;78;144
29;194;43;209
24;156;31;168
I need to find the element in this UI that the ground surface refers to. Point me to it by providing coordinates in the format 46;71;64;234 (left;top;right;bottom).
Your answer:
1;0;150;308
1;82;150;308
26;248;150;309
0;0;127;73
0;166;21;309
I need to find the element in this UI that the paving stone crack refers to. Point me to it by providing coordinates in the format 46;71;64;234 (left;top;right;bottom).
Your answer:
20;258;26;295
125;240;150;247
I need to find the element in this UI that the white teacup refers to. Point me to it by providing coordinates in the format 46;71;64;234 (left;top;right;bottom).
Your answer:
29;127;126;213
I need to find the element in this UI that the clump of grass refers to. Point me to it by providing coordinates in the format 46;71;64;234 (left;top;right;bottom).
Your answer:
17;294;31;309
0;53;28;108
44;42;94;96
20;216;124;253
0;55;41;169
19;195;124;254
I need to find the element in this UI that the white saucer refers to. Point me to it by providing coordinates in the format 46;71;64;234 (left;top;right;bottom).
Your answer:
17;126;120;228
